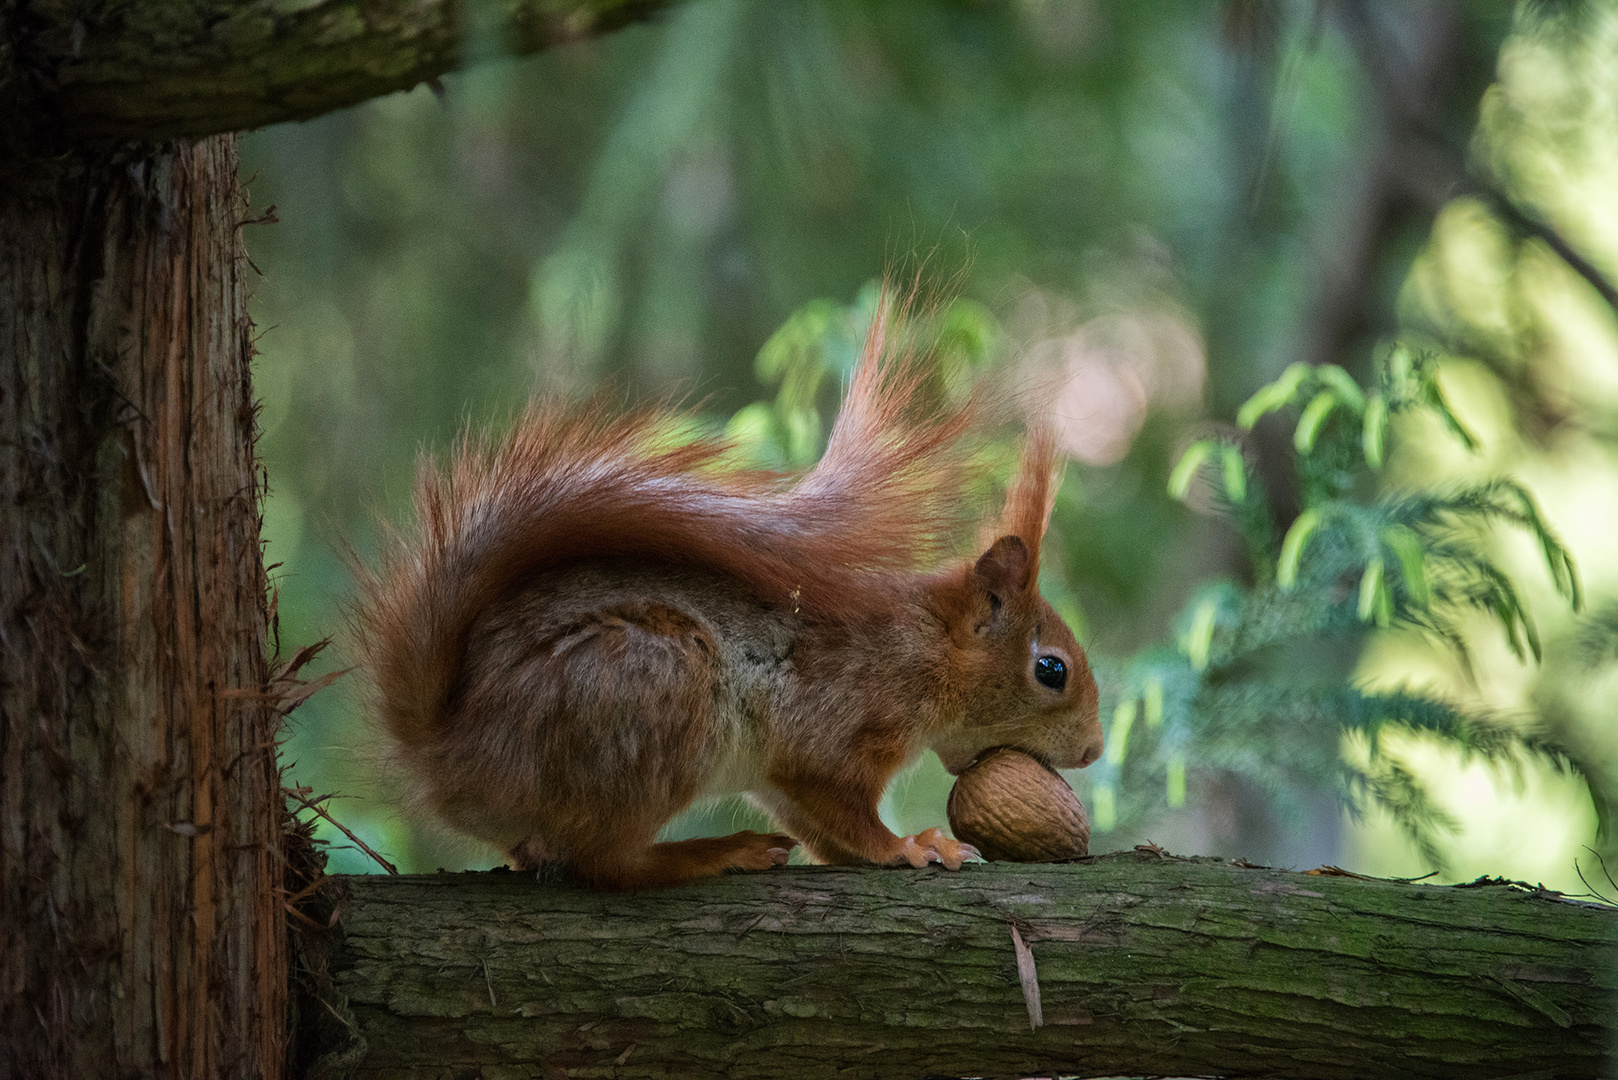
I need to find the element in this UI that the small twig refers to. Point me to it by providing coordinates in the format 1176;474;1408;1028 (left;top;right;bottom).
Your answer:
317;991;358;1034
1490;974;1573;1029
1008;923;1043;1031
1337;0;1618;318
286;788;399;875
283;899;326;930
1305;865;1439;884
1572;848;1618;907
284;873;332;907
1582;846;1617;893
236;204;279;228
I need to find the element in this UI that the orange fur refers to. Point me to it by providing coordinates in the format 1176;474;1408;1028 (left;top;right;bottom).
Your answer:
355;300;1103;889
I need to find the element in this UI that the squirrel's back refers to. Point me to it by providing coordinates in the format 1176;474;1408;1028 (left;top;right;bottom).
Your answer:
353;306;993;756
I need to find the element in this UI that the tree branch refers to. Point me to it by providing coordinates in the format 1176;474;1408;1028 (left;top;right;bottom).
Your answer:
296;852;1617;1079
1471;178;1618;313
1336;0;1618;316
17;0;685;143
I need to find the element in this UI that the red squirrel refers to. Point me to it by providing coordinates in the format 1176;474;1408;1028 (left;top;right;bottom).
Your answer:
355;304;1103;889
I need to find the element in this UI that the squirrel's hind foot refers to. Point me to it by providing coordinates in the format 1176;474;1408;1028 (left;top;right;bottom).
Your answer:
574;830;797;890
505;837;555;872
721;831;797;872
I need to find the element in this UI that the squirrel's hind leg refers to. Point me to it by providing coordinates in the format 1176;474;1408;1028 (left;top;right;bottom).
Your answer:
463;596;790;886
506;830;794;886
568;830;796;890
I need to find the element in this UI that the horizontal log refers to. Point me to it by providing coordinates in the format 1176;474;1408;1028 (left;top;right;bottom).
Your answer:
16;0;683;142
297;851;1617;1079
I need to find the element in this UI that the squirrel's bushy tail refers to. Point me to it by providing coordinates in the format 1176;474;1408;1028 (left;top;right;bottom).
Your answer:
354;309;1014;751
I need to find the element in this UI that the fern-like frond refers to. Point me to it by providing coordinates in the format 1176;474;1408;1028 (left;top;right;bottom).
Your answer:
1134;343;1587;849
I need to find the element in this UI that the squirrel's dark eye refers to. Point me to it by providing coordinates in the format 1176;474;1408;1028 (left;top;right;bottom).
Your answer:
1034;655;1067;691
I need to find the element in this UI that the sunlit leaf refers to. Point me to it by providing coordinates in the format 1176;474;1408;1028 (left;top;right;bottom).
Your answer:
1357;558;1384;622
1107;698;1137;766
1168;439;1215;500
1220;443;1248;503
1362;394;1386;468
1294;389;1338;453
1277;508;1321;589
1316;365;1366;413
1237;362;1309;429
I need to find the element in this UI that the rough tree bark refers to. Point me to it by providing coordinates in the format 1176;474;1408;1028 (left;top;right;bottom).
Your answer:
0;138;282;1078
0;1;685;1076
297;854;1617;1080
11;0;682;142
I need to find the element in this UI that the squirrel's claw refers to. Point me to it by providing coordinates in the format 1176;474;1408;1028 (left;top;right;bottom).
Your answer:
721;831;797;872
894;828;977;871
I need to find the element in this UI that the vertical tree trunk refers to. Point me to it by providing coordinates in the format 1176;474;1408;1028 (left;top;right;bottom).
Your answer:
0;137;283;1079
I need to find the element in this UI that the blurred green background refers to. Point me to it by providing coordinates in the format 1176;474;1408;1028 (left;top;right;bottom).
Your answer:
243;0;1618;891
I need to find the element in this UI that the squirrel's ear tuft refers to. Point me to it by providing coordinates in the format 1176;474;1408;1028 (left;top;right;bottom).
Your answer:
998;420;1060;582
974;535;1031;595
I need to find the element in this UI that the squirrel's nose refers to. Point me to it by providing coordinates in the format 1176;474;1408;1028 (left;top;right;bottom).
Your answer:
1075;735;1104;769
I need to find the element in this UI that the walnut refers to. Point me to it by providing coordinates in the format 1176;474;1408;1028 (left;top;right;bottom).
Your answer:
946;747;1090;862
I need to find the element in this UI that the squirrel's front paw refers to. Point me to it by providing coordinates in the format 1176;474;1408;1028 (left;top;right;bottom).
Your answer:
893;828;981;870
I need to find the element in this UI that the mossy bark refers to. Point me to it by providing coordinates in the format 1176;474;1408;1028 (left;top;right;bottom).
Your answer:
302;853;1617;1079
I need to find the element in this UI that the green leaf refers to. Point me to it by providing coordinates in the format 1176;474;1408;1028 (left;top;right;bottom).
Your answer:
1106;697;1137;766
782;406;822;466
725;402;777;455
1357;558;1384;622
1237;362;1309;429
1143;676;1164;729
1423;377;1478;451
1168;440;1215;500
935;298;1000;373
755;299;839;385
1166;757;1187;808
1092;784;1116;832
1316;365;1367;413
1362;394;1387;469
1184;597;1219;671
1387;343;1413;388
1294;390;1338;454
1220;444;1248;503
1277;508;1321;590
1506;482;1582;609
1382;527;1431;608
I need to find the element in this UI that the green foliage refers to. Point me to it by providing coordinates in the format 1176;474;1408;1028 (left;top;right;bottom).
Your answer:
1095;348;1585;865
722;290;1589;869
728;281;1001;466
246;1;1616;878
1573;602;1618;669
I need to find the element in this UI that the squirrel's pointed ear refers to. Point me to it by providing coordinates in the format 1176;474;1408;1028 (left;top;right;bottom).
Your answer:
973;535;1031;596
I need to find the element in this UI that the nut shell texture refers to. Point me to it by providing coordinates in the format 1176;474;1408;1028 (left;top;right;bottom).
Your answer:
947;747;1090;862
